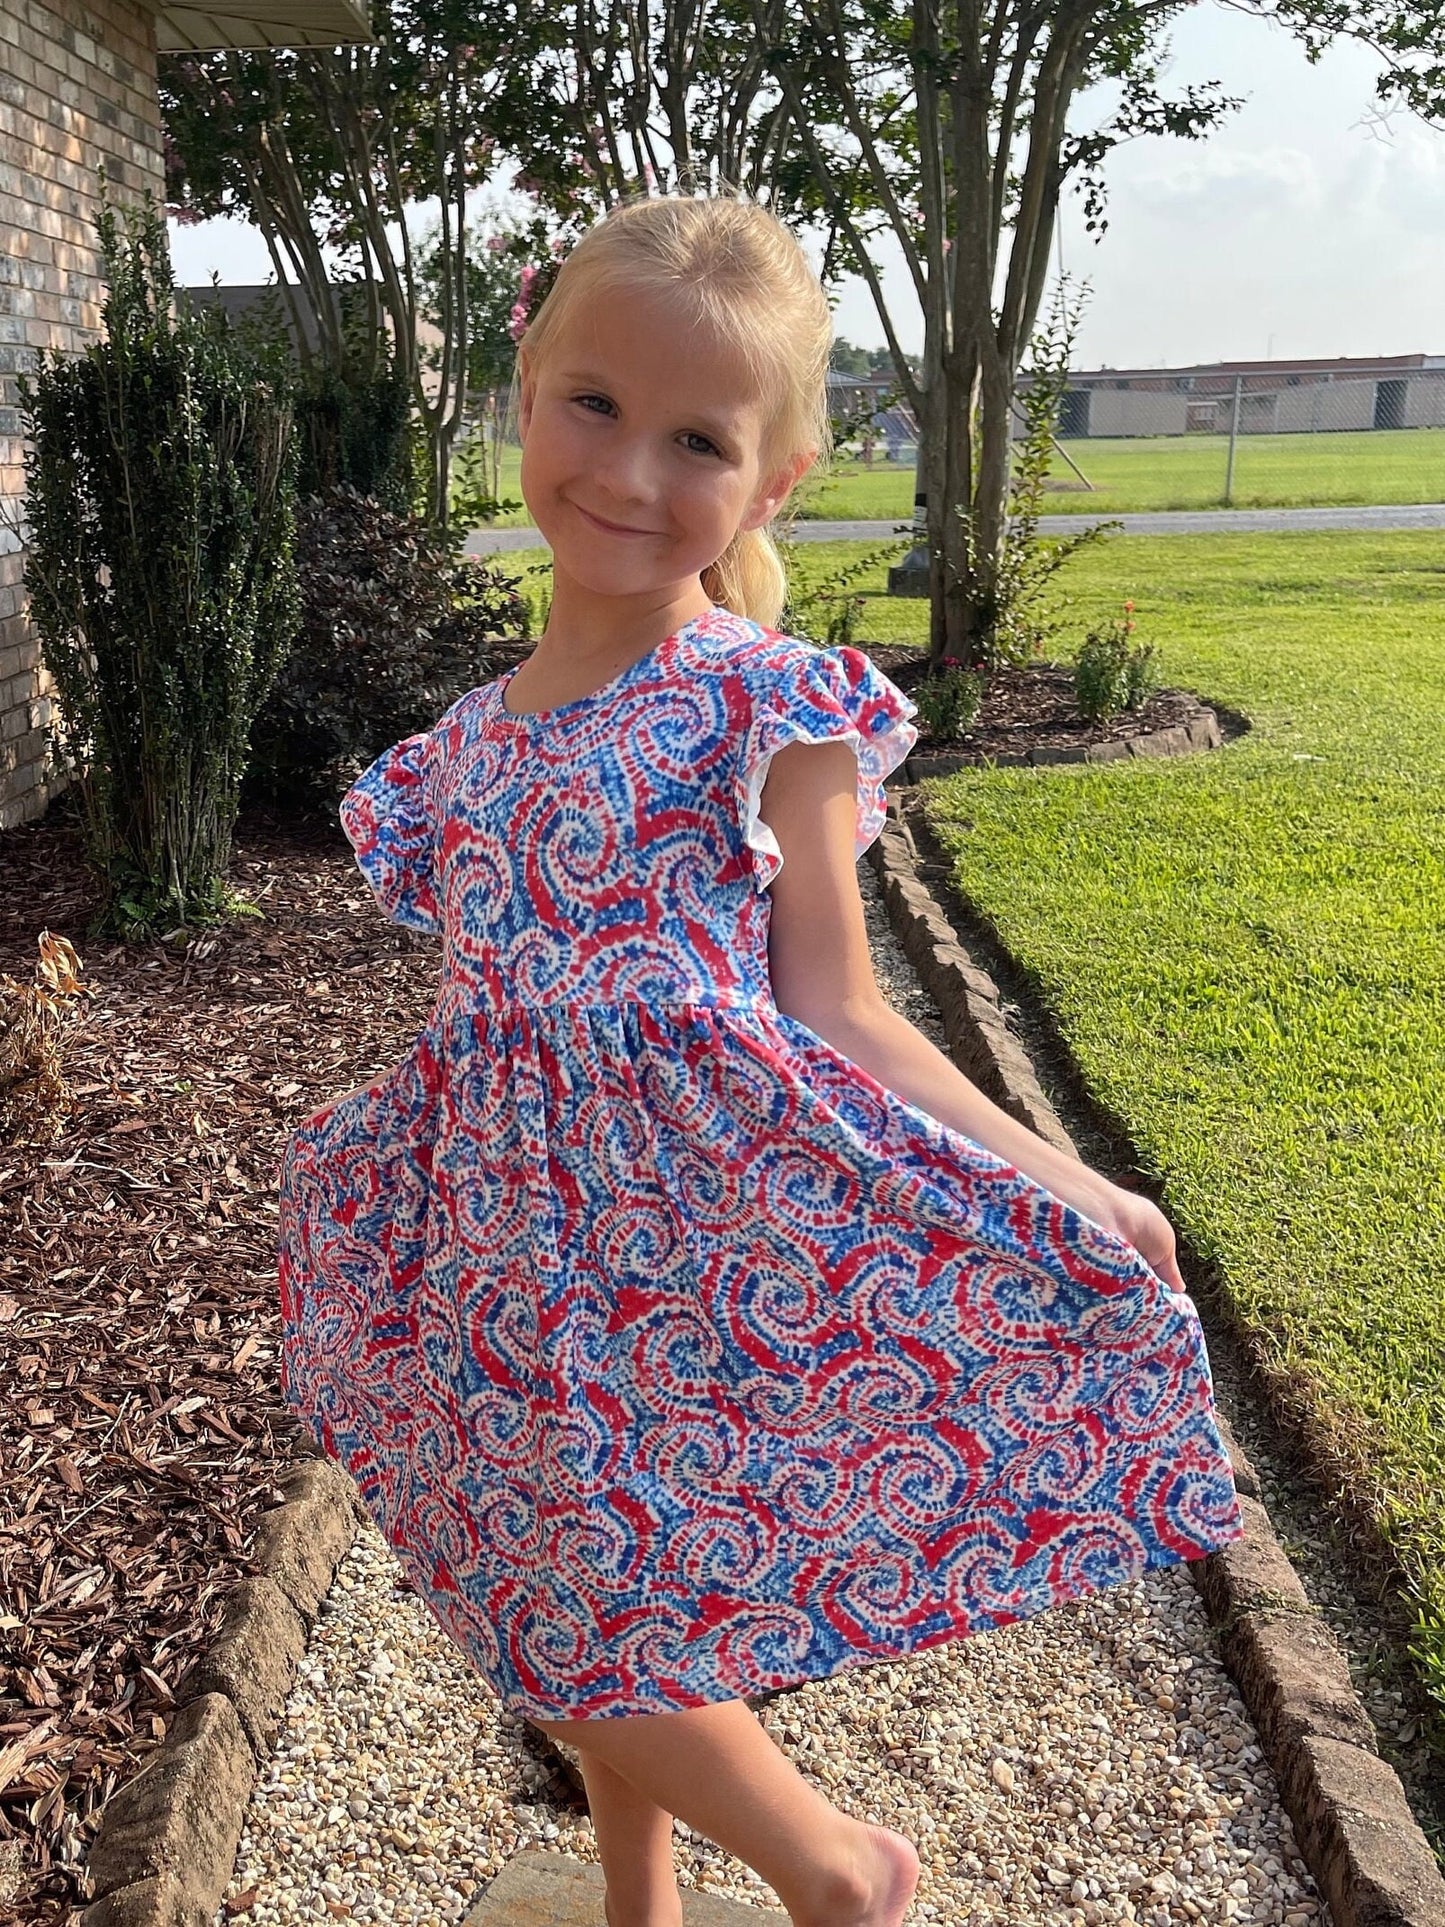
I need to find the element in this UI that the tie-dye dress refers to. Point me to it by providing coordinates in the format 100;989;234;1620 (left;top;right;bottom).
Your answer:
277;602;1245;1720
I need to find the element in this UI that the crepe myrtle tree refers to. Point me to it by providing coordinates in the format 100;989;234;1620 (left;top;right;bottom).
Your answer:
164;0;910;519
747;0;1445;668
482;0;848;220
161;0;562;523
747;0;1239;667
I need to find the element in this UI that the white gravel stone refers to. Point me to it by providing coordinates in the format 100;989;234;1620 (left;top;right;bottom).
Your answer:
219;860;1334;1925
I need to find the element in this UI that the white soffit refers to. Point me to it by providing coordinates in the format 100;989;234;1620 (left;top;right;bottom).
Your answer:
151;0;373;50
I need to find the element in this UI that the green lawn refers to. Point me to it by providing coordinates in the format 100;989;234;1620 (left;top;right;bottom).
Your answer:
458;427;1445;527
1028;427;1445;515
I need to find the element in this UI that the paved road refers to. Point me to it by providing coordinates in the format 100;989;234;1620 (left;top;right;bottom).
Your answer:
464;501;1445;555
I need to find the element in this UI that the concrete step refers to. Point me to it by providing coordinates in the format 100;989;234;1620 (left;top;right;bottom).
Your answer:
463;1848;777;1924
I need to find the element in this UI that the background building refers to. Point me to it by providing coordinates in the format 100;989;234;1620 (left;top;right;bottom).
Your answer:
1051;354;1445;439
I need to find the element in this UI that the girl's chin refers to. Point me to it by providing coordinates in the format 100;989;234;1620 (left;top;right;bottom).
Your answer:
548;557;675;594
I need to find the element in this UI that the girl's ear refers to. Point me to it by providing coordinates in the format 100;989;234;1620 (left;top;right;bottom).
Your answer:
741;448;816;533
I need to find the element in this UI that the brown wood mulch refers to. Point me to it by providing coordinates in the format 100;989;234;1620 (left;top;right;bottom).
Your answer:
865;646;1206;757
0;798;441;1926
0;646;1181;1924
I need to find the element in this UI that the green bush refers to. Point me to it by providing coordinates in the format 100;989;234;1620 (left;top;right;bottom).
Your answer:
1073;603;1160;722
448;431;526;527
17;189;299;942
243;485;530;808
293;358;416;513
910;656;985;742
209;281;420;515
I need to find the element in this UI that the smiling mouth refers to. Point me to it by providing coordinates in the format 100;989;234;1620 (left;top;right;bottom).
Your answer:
575;503;658;536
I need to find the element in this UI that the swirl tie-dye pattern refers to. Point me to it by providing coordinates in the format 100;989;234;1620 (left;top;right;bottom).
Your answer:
277;604;1245;1719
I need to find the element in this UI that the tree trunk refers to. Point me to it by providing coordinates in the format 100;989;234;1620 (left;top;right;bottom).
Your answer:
936;0;1093;664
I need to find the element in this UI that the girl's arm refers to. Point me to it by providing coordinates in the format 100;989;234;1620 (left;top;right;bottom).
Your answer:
757;738;1188;1290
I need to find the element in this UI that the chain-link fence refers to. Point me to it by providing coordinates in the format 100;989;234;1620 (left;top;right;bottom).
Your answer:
460;364;1445;528
1043;362;1445;511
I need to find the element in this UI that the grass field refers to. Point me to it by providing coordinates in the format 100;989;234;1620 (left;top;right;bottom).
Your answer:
1042;426;1445;513
502;532;1445;1782
458;427;1445;528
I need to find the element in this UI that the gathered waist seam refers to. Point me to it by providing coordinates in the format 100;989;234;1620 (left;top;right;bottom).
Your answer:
428;990;777;1019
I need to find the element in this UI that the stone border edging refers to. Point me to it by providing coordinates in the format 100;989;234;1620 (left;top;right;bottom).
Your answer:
900;693;1222;779
865;804;1445;1927
77;1448;364;1927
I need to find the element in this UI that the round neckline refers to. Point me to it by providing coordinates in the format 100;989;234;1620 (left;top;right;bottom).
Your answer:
494;606;720;724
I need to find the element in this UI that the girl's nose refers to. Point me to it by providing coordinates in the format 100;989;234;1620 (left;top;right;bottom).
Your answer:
595;439;661;505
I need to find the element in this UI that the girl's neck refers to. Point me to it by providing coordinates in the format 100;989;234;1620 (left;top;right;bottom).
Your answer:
535;575;716;674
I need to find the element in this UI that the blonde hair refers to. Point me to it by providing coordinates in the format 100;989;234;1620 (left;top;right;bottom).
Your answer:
507;188;834;631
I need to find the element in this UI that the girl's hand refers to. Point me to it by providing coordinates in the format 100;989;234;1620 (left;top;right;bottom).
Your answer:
1096;1184;1191;1300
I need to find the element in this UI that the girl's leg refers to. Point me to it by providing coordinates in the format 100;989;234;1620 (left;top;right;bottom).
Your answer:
531;1697;919;1927
574;1750;683;1927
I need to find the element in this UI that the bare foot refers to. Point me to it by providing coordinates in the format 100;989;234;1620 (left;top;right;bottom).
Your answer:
857;1824;922;1927
870;1819;928;1927
792;1821;921;1927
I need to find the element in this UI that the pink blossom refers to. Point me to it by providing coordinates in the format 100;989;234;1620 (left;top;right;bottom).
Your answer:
486;233;508;252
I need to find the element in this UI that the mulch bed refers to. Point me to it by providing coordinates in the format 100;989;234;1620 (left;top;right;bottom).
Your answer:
865;646;1205;757
0;799;440;1926
0;640;1188;1923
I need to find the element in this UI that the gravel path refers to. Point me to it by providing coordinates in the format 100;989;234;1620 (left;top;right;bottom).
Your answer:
463;502;1445;554
222;864;1333;1927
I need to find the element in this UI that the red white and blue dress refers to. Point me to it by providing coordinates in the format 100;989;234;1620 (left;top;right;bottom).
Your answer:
277;603;1245;1721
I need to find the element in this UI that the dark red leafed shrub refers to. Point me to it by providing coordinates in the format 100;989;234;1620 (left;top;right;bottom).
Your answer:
244;484;530;808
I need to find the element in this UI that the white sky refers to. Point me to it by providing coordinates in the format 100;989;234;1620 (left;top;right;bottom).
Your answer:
166;0;1445;372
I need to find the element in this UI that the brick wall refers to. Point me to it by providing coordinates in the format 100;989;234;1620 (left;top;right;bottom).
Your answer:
0;0;163;829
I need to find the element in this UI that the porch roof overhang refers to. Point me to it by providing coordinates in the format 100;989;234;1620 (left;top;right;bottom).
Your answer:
148;0;373;50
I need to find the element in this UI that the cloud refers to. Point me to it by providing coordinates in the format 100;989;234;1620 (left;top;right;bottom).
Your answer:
1124;144;1325;224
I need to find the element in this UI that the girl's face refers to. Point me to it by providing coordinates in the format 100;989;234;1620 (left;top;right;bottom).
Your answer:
517;284;810;601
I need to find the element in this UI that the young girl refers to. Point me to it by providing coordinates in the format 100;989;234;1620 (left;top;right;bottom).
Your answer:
278;191;1245;1927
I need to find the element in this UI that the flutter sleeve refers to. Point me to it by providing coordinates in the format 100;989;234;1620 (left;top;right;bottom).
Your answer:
735;641;920;893
339;729;444;934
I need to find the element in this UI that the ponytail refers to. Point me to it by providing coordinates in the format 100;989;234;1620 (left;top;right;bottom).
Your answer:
702;522;789;630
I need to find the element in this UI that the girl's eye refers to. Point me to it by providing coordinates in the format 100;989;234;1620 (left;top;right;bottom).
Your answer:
571;395;719;458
